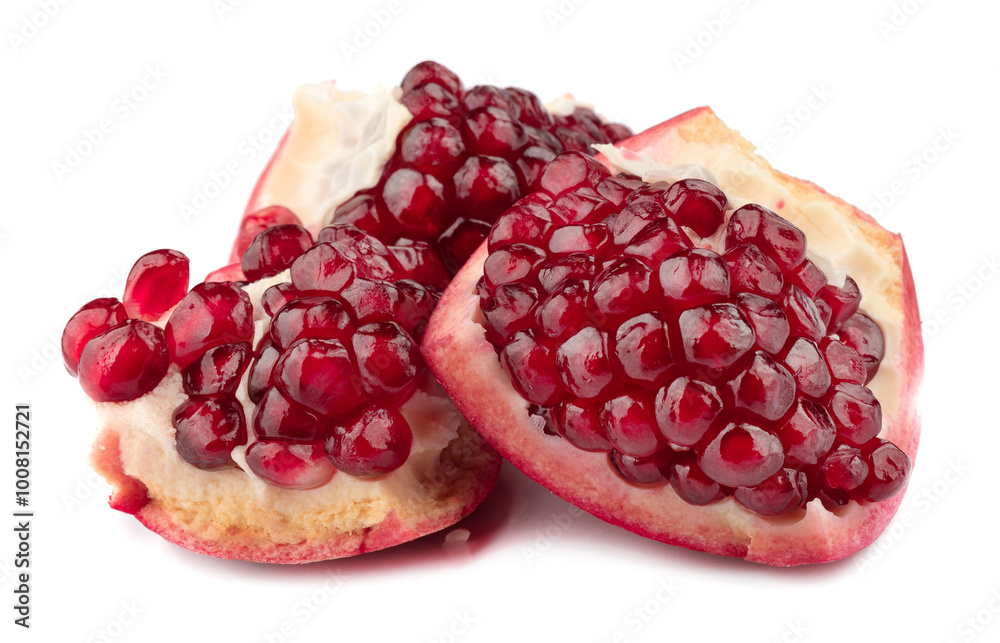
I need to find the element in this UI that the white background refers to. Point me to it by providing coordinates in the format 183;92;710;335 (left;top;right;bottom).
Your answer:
2;1;999;641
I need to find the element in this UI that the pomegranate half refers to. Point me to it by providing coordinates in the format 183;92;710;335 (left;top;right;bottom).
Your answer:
423;107;922;566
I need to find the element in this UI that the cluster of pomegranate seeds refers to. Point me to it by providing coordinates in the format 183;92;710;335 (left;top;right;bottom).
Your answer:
234;61;633;277
477;151;910;516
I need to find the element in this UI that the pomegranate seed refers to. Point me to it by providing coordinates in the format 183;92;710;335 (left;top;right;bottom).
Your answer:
248;339;280;404
401;82;460;120
165;282;253;368
663;179;728;238
539;254;597;293
826;383;882;446
172;396;246;470
535;279;591;341
818;277;861;332
783;286;826;341
556;327;613;399
480;281;539;342
624;218;693;267
548;224;610;255
598;175;645;208
837;313;885;382
591;258;653;327
820;443;869;498
782;338;832;398
78;320;169;402
339;279;422;334
241;224;313;282
505;86;552;128
62;298;128;376
245;440;336;490
483;243;546;289
382;168;449;239
728;351;796;421
547;190;614;225
351;322;423;400
734;468;808;516
655;377;722;447
388;241;449;289
453;155;521;218
610;449;671;487
290;243;357;294
725;204;806;270
523;126;563;153
489;202;554;251
538;151;608;197
733;293;790;354
438;217;492;275
401;61;463;96
182;342;251;396
252;387;322;441
123;249;190;320
462;106;528;158
550;400;613;452
554;127;593;153
611;201;667;246
698;422;784;488
659;248;731;310
270;296;354;350
400;117;466;175
677;303;755;370
790;260;827;298
625;182;669;207
333;192;385;234
601;122;635;143
261;283;299;317
325;404;413;478
860;439;911;502
516;146;558;190
500;330;562;406
273;338;366;418
669;452;723;505
233;205;299;260
723;244;784;297
775;399;836;467
614;313;673;387
601;390;661;457
820;338;867;385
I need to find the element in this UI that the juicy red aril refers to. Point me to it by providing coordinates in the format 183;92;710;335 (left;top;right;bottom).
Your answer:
820;443;869;498
556;327;613;399
241;224;313;282
610;449;672;487
535;279;591;341
388;241;449;289
500;330;562;406
548;224;610;255
539;253;597;293
611;201;665;245
401;82;460;120
516;146;558;190
506;86;552;127
729;351;796;421
402;61;463;96
624;218;693;267
791;260;828;298
660;248;730;310
489;202;554;250
483;243;546;289
78;320;169;402
261;283;298;317
860;439;911;502
270;296;353;350
614;313;672;387
400;117;466;175
550;400;612;452
172;396;246;470
734;468;808;516
539;151;609;197
383;168;449;239
601;390;661;457
454;155;521;217
123;249;190;320
837;313;885;382
351;322;423;400
820;338;867;385
663;179;728;238
438;218;493;275
725;204;807;270
462;106;528;158
734;293;790;354
548;189;614;225
818;276;861;331
333;192;385;233
783;286;826;341
340;279;422;335
274;338;366;419
253;387;322;441
182;342;251;396
290;243;357;293
783;338;832;398
325;404;413;478
62;298;128;376
655;377;721;447
699;422;784;488
245;440;336;490
592;258;653;327
463;85;520;116
234;205;300;260
776;399;836;467
480;281;539;342
827;383;882;446
669;453;723;505
678;303;755;370
165;282;254;368
723;244;784;297
248;339;280;404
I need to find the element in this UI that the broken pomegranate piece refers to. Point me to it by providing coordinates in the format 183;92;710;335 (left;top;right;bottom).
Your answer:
424;108;921;566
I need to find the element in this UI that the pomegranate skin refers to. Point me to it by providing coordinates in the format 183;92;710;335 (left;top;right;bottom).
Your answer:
423;107;922;566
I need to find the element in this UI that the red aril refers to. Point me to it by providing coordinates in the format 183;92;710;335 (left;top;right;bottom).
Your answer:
123;249;190;321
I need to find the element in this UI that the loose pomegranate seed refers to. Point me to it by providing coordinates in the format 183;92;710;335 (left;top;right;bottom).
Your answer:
826;383;882;446
734;468;808;516
837;313;885;382
182;342;251;396
669;453;723;505
550;400;612;452
663;179;728;238
78;320;169;402
233;205;300;262
172;396;247;470
677;303;755;370
610;449;671;487
500;330;562;406
252;387;322;441
325;404;413;478
165;282;254;368
601;390;661;457
556;327;613;399
351;322;423;400
241;224;313;282
273;338;366;419
270;296;354;351
614;313;673;387
655;377;722;447
859;439;911;502
699;422;784;488
438;217;493;275
123;249;190;320
62;298;128;376
245;440;336;490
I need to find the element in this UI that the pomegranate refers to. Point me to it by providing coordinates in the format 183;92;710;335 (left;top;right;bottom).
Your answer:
423;107;922;566
66;61;627;563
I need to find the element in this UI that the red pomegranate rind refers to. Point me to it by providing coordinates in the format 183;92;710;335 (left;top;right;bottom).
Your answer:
424;108;922;566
